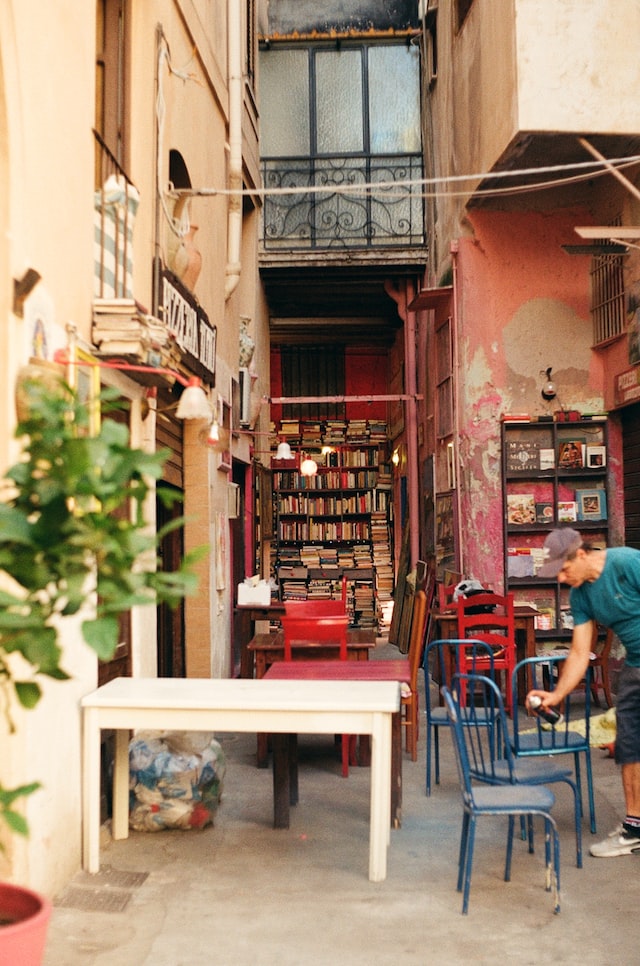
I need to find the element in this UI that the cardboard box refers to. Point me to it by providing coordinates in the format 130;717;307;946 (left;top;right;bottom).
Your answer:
237;581;271;606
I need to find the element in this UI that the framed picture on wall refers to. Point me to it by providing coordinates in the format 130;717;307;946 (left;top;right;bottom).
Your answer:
577;488;607;521
586;445;606;468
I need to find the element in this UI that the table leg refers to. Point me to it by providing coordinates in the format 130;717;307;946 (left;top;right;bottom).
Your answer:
369;711;392;882
112;728;130;841
272;733;292;828
257;733;269;768
82;707;101;874
391;711;402;828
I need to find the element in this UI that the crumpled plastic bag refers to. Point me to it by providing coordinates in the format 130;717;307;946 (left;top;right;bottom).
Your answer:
129;730;226;832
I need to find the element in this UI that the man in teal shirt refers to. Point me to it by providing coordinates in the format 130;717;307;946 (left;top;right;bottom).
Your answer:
532;528;640;857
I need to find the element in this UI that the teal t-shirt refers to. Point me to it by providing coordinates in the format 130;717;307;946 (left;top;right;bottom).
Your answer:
570;546;640;666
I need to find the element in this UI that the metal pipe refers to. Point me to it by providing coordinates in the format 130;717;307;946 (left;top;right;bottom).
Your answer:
225;0;243;300
404;278;420;570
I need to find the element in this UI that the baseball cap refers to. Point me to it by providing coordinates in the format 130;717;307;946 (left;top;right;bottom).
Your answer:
536;528;583;578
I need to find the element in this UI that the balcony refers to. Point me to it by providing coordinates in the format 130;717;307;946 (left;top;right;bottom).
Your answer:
261;153;424;252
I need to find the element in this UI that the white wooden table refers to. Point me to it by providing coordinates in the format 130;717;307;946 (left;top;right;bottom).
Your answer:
81;676;400;882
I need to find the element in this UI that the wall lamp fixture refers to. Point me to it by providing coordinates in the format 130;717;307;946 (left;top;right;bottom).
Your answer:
52;349;212;420
13;268;42;317
541;367;557;401
274;441;294;460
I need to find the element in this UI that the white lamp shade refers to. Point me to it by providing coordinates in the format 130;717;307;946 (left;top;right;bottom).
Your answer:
300;457;318;477
176;383;212;420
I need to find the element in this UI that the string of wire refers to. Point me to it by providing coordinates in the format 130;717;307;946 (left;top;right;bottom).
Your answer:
169;155;640;202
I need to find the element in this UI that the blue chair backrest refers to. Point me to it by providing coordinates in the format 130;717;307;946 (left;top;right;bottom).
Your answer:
451;672;515;784
511;654;592;755
441;685;474;806
423;638;496;718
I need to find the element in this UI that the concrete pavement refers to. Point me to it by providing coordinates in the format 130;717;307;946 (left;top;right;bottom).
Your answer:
44;644;640;965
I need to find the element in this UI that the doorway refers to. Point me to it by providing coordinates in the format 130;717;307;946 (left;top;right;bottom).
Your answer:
156;483;186;677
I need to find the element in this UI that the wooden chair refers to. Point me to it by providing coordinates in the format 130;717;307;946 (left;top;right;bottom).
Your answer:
280;614;350;661
437;580;459;613
590;626;614;709
402;587;429;761
283;599;346;620
456;592;517;714
279;613;352;776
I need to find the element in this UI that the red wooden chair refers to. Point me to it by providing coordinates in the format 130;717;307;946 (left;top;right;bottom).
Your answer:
437;580;459;613
279;613;353;775
283;599;346;621
589;625;614;709
456;592;517;714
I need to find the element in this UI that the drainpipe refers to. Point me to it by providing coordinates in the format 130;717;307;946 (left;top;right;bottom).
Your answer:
225;0;243;301
384;279;421;570
450;240;464;577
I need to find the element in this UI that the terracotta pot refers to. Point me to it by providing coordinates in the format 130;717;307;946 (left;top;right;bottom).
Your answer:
0;883;51;965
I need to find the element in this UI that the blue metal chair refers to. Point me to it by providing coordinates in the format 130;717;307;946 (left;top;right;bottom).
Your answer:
511;655;596;835
422;639;495;796
453;671;583;867
442;682;561;915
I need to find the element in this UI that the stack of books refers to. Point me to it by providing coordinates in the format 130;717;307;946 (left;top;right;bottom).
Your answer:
346;419;369;444
323;420;347;445
368;420;388;444
92;299;169;363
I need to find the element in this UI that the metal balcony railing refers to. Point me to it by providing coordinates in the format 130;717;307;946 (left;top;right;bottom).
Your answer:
261;154;424;251
93;130;140;300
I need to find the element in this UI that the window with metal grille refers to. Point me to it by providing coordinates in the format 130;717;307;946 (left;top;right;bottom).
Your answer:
591;252;626;346
435;317;453;438
281;346;346;421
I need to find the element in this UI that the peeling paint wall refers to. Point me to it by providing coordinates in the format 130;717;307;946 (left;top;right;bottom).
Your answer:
454;207;607;586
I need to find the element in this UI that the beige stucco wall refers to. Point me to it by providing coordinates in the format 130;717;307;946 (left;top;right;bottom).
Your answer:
0;0;267;894
515;0;640;134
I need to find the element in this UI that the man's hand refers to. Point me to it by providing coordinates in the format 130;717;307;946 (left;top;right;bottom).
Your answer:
526;689;561;712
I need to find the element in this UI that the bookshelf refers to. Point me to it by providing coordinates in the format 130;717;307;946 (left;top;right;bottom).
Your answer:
271;419;394;629
501;416;609;640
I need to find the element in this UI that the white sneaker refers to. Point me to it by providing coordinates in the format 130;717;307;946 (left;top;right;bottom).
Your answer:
590;825;640;857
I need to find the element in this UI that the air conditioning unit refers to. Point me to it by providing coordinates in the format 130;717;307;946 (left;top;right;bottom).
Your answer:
239;367;251;426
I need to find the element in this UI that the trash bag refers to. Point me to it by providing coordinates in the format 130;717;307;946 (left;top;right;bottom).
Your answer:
129;731;226;832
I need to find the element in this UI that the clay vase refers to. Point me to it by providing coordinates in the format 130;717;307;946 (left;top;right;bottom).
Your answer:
174;226;202;292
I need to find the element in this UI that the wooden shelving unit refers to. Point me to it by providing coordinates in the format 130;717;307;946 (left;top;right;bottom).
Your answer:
501;416;608;641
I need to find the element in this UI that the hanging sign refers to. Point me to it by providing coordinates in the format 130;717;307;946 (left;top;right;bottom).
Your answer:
155;263;216;386
614;366;640;407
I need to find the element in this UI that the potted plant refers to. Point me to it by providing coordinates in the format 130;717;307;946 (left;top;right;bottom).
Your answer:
0;372;204;962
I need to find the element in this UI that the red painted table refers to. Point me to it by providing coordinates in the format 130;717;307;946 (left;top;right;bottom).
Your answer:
265;659;410;828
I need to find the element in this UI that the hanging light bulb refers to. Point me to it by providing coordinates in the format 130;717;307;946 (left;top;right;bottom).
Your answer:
300;456;318;477
275;441;293;460
207;418;220;444
541;367;557;401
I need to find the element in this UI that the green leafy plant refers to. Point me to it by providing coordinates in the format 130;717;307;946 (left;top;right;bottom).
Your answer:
0;376;206;836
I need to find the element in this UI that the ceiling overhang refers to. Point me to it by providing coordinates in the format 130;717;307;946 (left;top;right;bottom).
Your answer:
468;133;640;208
260;251;427;346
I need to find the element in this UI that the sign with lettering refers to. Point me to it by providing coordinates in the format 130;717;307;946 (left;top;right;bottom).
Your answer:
156;264;216;386
615;366;640;407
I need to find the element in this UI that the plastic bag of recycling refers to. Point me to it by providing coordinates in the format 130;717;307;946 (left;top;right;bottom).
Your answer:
129;730;226;832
